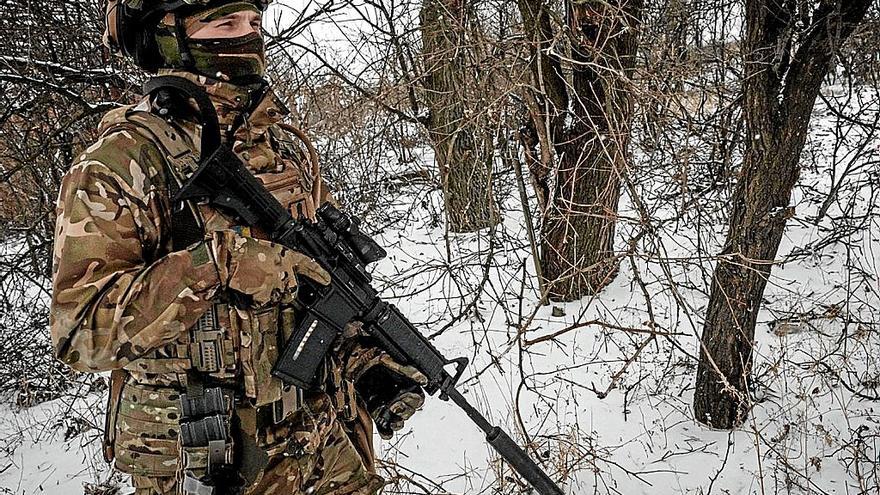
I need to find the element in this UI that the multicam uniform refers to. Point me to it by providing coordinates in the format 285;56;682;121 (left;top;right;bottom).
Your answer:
50;70;384;495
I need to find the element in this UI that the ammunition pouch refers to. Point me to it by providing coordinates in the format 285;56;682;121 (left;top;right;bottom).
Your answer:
179;308;239;495
178;384;236;482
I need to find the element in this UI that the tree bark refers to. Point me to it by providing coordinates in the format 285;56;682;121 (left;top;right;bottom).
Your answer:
420;0;497;233
693;0;873;429
518;0;641;301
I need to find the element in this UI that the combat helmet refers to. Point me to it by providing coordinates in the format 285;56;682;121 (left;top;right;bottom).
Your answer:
103;0;271;72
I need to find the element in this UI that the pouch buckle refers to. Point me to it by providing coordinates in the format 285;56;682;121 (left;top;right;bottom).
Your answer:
190;330;225;373
182;471;215;495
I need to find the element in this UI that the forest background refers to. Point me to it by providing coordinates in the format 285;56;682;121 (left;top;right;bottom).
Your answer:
0;0;879;494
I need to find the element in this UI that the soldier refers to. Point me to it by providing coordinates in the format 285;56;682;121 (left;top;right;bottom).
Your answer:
49;1;426;494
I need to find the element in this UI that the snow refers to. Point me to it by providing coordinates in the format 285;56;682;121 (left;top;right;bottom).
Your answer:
0;56;117;78
1;385;114;494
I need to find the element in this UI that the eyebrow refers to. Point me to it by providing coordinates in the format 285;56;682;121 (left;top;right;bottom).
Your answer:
209;12;261;22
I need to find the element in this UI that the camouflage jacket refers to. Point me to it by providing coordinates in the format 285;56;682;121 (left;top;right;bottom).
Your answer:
50;71;352;473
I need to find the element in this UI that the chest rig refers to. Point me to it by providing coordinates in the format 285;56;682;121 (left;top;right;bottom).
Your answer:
101;75;323;493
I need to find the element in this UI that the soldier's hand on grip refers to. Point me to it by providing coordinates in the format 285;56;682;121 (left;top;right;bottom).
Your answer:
209;230;330;306
346;345;428;439
371;387;425;439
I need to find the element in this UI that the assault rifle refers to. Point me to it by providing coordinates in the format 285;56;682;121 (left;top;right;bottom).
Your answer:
159;75;563;495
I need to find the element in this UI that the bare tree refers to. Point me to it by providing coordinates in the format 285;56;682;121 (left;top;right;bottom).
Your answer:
420;0;498;233
517;0;642;301
693;0;874;429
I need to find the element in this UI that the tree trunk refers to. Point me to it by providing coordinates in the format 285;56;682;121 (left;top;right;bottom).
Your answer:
540;123;626;300
518;0;641;300
693;0;872;429
420;0;497;233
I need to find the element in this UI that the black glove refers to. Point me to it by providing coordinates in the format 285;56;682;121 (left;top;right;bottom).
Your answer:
346;345;427;439
356;357;426;439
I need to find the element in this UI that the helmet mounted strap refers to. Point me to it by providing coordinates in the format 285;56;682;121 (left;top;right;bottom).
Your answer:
173;13;197;70
144;76;221;155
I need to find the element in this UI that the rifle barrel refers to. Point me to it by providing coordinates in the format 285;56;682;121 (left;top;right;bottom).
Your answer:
446;389;564;495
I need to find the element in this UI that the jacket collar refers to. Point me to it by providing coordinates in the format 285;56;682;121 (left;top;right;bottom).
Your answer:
154;69;288;138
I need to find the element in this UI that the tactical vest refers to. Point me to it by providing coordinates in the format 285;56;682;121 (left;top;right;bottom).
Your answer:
96;99;336;481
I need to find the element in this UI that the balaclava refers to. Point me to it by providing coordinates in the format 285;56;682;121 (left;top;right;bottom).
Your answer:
154;1;265;85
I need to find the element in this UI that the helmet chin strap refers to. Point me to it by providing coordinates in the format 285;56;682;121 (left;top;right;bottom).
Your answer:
173;13;197;71
144;76;222;154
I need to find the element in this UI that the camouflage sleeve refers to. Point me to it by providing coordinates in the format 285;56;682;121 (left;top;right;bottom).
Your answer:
50;129;221;373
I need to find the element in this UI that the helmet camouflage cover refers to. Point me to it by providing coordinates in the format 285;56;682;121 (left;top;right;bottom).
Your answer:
103;0;271;70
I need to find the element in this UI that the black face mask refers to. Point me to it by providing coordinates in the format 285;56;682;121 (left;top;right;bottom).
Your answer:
156;29;266;84
187;32;266;82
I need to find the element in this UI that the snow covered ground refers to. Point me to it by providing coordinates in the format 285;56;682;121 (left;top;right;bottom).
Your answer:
1;85;878;495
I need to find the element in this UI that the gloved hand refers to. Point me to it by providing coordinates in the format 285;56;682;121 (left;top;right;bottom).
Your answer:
209;230;330;305
346;345;428;439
